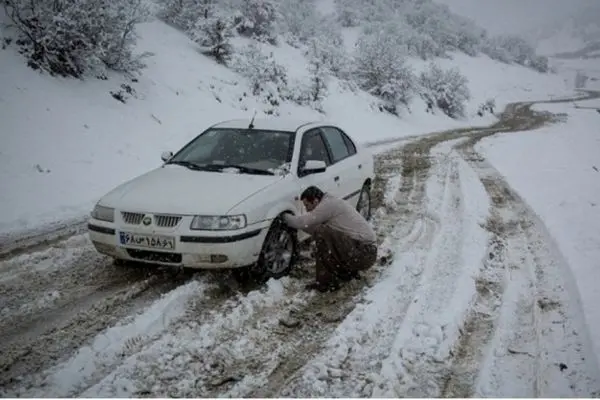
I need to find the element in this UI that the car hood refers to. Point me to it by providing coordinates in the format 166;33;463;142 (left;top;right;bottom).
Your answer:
99;165;283;215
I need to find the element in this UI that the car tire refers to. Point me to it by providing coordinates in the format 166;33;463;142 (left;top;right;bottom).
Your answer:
233;216;297;284
356;183;372;221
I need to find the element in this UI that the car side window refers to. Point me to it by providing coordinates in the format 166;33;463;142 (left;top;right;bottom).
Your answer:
321;126;354;162
298;129;331;169
341;131;357;156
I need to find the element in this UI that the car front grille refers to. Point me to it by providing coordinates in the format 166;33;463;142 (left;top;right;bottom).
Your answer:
121;211;182;228
154;215;182;228
122;211;144;224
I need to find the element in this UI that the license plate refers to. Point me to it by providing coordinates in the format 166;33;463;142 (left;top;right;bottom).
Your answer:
119;232;176;250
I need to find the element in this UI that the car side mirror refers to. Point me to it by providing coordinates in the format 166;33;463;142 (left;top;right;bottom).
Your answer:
302;159;327;175
161;151;173;162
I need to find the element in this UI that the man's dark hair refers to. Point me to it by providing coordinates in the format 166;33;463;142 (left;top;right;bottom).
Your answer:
300;186;325;202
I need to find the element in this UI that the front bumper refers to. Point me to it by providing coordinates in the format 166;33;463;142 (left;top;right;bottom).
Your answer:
87;219;269;269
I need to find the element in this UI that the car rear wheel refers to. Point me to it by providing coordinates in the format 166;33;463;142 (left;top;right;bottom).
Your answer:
356;183;372;221
233;216;297;283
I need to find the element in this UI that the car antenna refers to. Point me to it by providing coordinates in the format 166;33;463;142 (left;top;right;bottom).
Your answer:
248;109;257;129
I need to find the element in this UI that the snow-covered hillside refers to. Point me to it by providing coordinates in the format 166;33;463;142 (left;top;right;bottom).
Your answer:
0;6;574;237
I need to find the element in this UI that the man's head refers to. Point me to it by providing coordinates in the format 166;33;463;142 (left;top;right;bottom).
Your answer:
300;186;325;211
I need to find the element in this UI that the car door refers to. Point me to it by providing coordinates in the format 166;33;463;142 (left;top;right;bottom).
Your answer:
319;126;362;205
296;128;337;204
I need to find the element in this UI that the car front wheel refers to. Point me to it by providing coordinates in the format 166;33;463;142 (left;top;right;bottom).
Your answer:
234;216;297;283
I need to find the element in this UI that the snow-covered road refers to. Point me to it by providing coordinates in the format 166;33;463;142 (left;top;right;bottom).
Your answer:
1;91;599;397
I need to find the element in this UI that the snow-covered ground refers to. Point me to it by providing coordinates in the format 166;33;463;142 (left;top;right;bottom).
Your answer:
5;99;600;396
477;98;600;360
0;16;575;237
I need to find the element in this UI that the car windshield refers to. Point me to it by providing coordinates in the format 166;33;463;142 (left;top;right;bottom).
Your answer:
167;128;295;175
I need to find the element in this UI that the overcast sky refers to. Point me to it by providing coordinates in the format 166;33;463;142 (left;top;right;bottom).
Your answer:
433;0;598;35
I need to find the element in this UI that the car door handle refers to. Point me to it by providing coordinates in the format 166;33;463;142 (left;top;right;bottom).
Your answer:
358;164;362;169
334;176;340;182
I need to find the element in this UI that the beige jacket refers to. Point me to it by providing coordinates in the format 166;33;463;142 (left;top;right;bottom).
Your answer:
283;194;376;244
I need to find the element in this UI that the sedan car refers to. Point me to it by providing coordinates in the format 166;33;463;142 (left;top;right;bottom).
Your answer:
88;118;375;281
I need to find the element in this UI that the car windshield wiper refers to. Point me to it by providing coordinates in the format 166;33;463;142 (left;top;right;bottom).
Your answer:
202;163;275;175
165;160;205;171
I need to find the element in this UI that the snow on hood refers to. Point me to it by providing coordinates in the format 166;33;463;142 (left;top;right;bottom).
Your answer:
98;165;282;215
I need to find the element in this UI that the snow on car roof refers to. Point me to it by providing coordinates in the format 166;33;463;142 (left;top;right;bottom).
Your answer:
211;118;326;132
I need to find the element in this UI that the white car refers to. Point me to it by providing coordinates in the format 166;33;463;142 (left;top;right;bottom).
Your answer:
88;118;375;281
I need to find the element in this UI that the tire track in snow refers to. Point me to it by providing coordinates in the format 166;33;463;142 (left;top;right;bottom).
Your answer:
438;173;521;397
439;136;600;397
79;278;311;398
524;213;600;397
369;143;490;398
0;218;88;261
1;267;269;397
439;93;600;397
0;271;204;393
4;279;209;398
440;138;547;397
0;234;214;390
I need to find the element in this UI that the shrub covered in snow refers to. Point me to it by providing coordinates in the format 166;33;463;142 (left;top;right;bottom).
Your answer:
159;0;279;42
189;11;234;64
305;39;329;103
334;0;361;27
334;0;484;59
303;21;349;79
230;42;287;98
353;29;416;113
3;0;151;78
158;0;206;31
418;62;470;119
482;34;550;73
277;0;319;46
477;98;496;117
403;30;444;60
232;0;278;44
530;55;550;73
332;0;547;73
402;2;484;57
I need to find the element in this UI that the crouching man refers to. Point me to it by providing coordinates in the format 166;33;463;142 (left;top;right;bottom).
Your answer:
283;186;378;292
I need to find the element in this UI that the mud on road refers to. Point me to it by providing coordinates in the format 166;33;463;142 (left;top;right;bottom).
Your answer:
1;90;599;397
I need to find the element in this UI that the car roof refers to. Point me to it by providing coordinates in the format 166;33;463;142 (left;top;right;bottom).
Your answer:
210;118;330;132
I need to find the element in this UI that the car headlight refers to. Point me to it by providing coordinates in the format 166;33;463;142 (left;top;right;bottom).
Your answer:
91;204;115;222
190;215;247;230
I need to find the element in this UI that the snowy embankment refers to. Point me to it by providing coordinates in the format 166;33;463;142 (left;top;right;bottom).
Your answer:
477;98;600;362
0;16;573;237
